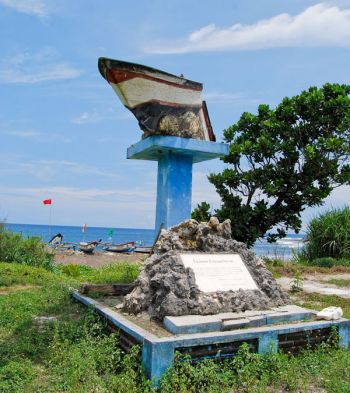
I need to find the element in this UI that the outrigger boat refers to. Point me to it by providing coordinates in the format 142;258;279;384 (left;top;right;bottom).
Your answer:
79;241;99;254
103;241;135;253
98;58;215;141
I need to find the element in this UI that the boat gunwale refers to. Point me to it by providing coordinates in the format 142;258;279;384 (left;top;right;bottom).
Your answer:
98;57;202;91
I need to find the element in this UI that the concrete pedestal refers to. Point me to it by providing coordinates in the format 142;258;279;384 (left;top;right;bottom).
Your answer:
127;136;229;232
73;292;350;386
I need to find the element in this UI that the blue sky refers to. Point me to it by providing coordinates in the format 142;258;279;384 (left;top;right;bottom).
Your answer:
0;0;349;230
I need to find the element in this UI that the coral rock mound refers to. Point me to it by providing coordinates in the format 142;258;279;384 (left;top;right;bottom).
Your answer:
124;218;289;320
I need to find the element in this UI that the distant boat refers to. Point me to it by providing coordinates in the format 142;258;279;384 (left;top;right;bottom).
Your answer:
98;58;215;141
103;241;135;253
134;246;152;254
48;233;63;246
79;241;99;254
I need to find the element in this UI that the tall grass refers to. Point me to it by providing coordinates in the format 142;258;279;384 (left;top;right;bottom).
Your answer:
0;222;54;270
301;207;350;261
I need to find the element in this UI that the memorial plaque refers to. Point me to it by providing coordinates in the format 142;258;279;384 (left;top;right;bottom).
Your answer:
180;254;258;293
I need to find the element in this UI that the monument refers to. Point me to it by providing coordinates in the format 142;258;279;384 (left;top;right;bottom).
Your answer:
98;58;228;233
73;58;350;384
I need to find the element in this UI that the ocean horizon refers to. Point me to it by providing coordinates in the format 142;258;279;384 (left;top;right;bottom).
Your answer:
4;222;305;259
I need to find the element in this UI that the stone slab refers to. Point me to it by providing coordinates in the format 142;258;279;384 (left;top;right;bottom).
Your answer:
127;135;229;163
163;305;316;334
180;253;258;293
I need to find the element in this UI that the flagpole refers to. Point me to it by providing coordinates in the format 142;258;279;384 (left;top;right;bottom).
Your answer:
49;202;52;240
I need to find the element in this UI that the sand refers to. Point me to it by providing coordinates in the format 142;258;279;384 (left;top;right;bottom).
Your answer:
54;250;148;268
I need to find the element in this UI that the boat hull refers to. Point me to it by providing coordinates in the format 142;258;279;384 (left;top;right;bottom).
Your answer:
98;58;215;141
103;241;136;253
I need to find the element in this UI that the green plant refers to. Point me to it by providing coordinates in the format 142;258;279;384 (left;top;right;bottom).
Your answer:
192;84;350;247
60;264;84;278
300;207;350;261
290;270;304;292
0;226;54;270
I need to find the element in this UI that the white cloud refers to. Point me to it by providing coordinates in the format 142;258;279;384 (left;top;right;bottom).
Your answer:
72;109;133;125
0;47;80;84
0;158;120;181
5;129;71;143
203;91;260;105
0;0;49;19
145;3;350;54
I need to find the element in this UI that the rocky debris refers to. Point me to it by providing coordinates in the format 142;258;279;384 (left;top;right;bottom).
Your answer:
142;111;205;140
124;218;290;320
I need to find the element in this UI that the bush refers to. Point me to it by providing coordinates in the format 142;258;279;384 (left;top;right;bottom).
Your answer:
0;224;54;270
300;207;350;261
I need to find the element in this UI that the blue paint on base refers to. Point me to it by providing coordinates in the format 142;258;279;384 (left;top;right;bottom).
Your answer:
127;135;229;163
155;153;192;231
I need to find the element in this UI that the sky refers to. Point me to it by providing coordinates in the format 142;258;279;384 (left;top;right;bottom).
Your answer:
0;0;349;231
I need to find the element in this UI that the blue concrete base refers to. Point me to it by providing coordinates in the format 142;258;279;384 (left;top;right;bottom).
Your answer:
127;136;229;232
72;292;350;386
127;135;229;164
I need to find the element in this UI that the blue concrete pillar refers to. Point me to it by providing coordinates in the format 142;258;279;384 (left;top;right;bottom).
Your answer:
142;339;174;385
127;136;229;234
339;323;350;349
155;153;192;232
258;332;278;354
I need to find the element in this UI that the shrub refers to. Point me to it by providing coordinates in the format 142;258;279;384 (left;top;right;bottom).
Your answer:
300;207;350;261
0;225;54;270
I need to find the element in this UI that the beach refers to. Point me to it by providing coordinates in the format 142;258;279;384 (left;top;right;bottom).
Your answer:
54;250;147;268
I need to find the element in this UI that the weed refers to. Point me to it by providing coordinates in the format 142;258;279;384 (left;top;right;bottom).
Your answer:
290;270;304;292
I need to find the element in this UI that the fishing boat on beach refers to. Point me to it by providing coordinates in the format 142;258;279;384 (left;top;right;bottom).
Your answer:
103;241;135;253
79;241;99;254
98;58;215;141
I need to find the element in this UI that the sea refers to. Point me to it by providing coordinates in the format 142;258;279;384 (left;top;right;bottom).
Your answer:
4;223;305;260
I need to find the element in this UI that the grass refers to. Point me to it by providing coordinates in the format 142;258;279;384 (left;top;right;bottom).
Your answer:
293;292;350;319
321;278;350;288
0;262;152;392
299;207;350;261
0;224;54;270
1;261;350;392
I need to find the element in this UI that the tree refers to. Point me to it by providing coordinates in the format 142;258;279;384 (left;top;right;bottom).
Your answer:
192;83;350;247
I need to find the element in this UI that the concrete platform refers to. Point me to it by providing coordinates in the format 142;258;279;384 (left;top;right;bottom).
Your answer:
72;292;350;386
127;135;229;163
163;305;316;334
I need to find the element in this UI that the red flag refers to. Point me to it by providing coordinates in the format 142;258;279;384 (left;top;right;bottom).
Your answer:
82;223;87;233
43;199;52;205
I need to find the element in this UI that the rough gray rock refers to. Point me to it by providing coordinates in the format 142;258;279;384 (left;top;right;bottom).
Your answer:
124;218;290;320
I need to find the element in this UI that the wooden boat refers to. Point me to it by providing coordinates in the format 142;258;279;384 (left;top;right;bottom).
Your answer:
134;246;152;254
79;241;98;254
48;233;63;246
103;241;135;253
98;58;215;141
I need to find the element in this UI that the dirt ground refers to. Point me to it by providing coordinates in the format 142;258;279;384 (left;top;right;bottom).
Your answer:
277;272;350;298
54;250;148;268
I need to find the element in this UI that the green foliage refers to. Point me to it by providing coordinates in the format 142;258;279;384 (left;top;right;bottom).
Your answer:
301;207;350;261
0;262;152;392
321;278;350;288
294;292;350;319
0;225;54;270
191;201;211;222
160;343;350;393
73;262;140;284
197;84;350;246
290;270;304;292
2;262;350;392
0;360;35;393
